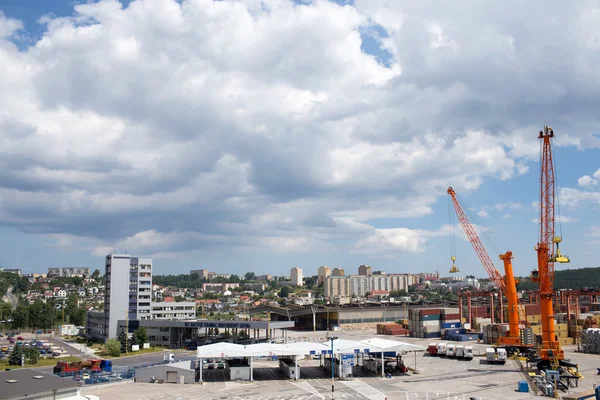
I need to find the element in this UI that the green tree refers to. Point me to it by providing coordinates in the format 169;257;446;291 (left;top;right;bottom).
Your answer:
244;272;256;281
133;327;148;346
27;301;45;329
0;301;12;322
174;295;185;302
8;344;22;366
92;269;101;280
118;331;129;353
70;308;86;326
278;286;292;298
23;347;40;364
106;338;121;357
11;304;28;329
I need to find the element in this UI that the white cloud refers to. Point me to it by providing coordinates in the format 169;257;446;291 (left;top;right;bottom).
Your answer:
560;188;600;207
532;215;576;224
0;1;598;260
578;175;597;187
353;226;448;254
477;210;489;218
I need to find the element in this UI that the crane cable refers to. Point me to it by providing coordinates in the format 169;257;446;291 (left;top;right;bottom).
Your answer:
551;138;564;240
448;194;457;259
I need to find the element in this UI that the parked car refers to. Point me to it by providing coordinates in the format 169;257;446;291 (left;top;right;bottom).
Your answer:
17;336;24;341
52;351;61;356
40;349;47;354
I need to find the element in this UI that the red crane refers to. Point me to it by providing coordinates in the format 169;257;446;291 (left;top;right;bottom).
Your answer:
533;125;570;362
448;187;525;347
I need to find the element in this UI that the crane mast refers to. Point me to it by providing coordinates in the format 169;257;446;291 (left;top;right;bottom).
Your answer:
534;126;569;362
447;187;523;346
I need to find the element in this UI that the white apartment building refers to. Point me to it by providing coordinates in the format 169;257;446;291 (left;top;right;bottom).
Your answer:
325;274;410;298
48;267;91;277
291;267;303;286
102;254;152;339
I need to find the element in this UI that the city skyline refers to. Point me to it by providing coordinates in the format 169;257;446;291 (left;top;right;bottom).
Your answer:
0;1;599;277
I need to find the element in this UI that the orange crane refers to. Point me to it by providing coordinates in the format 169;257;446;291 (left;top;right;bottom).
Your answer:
448;187;527;349
532;125;570;362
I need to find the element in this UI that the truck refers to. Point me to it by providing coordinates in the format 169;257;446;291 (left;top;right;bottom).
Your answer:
163;353;175;364
427;343;438;356
54;359;112;374
463;346;473;361
437;343;447;356
446;344;456;358
485;348;506;365
455;345;464;358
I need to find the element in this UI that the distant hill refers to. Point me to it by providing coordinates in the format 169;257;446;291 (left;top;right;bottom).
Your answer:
516;266;600;291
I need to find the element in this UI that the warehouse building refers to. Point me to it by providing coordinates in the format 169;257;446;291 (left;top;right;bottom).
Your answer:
0;369;82;400
135;360;196;384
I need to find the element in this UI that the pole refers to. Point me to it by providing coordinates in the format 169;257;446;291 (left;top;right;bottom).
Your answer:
331;337;335;400
125;309;129;355
199;357;203;384
267;311;271;342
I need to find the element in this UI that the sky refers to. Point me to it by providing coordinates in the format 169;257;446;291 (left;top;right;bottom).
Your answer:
0;0;599;278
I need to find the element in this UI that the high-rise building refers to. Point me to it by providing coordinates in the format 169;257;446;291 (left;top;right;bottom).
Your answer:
332;268;345;276
317;266;331;284
104;254;153;339
291;267;303;286
324;276;350;300
190;269;209;280
358;265;372;276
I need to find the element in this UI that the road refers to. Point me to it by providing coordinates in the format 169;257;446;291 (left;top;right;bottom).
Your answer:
110;349;196;367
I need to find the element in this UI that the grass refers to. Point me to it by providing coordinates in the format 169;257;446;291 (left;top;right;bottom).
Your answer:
0;356;81;370
101;347;168;359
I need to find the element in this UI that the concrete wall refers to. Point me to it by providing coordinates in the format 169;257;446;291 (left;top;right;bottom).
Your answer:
134;362;196;384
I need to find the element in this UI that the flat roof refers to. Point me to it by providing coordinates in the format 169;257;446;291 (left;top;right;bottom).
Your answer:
0;370;80;399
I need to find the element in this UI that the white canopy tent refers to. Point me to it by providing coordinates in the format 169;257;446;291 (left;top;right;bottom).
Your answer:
321;338;386;377
360;337;426;372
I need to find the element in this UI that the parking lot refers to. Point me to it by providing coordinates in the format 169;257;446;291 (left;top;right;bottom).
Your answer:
82;329;600;400
0;330;67;360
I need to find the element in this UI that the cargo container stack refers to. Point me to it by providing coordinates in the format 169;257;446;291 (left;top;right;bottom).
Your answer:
377;323;409;336
482;323;508;344
581;328;600;354
409;308;441;338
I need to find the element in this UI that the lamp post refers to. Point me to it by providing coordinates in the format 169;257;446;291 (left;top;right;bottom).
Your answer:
330;336;338;400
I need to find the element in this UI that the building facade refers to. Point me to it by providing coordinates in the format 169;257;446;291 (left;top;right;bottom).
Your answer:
290;267;303;286
317;266;331;284
0;268;22;276
358;265;372;276
47;267;90;277
325;274;410;299
332;268;345;276
190;269;209;279
151;302;196;320
202;282;239;292
102;254;153;339
324;276;350;299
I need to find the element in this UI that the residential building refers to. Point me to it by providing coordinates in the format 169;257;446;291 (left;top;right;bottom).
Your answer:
317;266;331;284
291;267;303;286
420;271;440;282
0;268;22;276
190;269;209;280
255;274;272;281
56;289;67;298
47;267;91;277
372;271;386;275
332;268;345;276
324;276;350;299
243;282;266;292
101;254;153;339
358;265;372;276
208;272;231;280
202;282;239;292
151;302;196;320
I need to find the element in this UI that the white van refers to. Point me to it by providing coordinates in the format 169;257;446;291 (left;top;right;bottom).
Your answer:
446;343;456;357
496;348;507;364
485;348;496;363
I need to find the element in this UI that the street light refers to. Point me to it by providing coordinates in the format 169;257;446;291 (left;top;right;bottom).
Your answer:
330;336;338;400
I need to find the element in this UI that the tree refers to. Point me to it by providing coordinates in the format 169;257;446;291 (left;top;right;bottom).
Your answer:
27;301;45;329
8;344;22;366
244;272;256;281
106;338;121;357
278;286;292;298
92;269;101;280
174;295;185;302
11;304;27;329
118;331;129;353
133;327;148;346
23;347;40;364
70;308;86;326
0;301;12;322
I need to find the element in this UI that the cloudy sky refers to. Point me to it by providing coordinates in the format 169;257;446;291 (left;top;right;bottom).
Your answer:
0;0;599;277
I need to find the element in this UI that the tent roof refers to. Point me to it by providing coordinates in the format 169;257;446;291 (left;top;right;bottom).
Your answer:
321;338;382;354
283;341;330;355
360;338;426;352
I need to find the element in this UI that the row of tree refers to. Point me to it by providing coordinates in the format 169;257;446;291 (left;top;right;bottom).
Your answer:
1;297;87;330
516;266;600;291
103;327;149;357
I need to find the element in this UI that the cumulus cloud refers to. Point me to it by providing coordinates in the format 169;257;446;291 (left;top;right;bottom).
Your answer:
0;0;598;260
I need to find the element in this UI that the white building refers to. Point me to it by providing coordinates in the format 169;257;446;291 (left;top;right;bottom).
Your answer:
151;302;196;320
47;267;90;277
290;267;303;286
326;274;410;298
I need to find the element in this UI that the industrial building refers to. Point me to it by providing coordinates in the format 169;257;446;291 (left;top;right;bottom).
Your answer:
0;369;82;400
116;319;294;348
135;360;196;384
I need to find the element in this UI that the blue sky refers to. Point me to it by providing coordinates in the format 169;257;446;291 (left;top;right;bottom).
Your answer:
0;0;599;277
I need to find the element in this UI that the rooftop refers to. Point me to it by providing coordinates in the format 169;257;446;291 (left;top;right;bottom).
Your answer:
0;369;80;399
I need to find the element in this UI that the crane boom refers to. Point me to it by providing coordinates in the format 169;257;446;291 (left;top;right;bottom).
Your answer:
447;187;524;346
447;188;505;290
